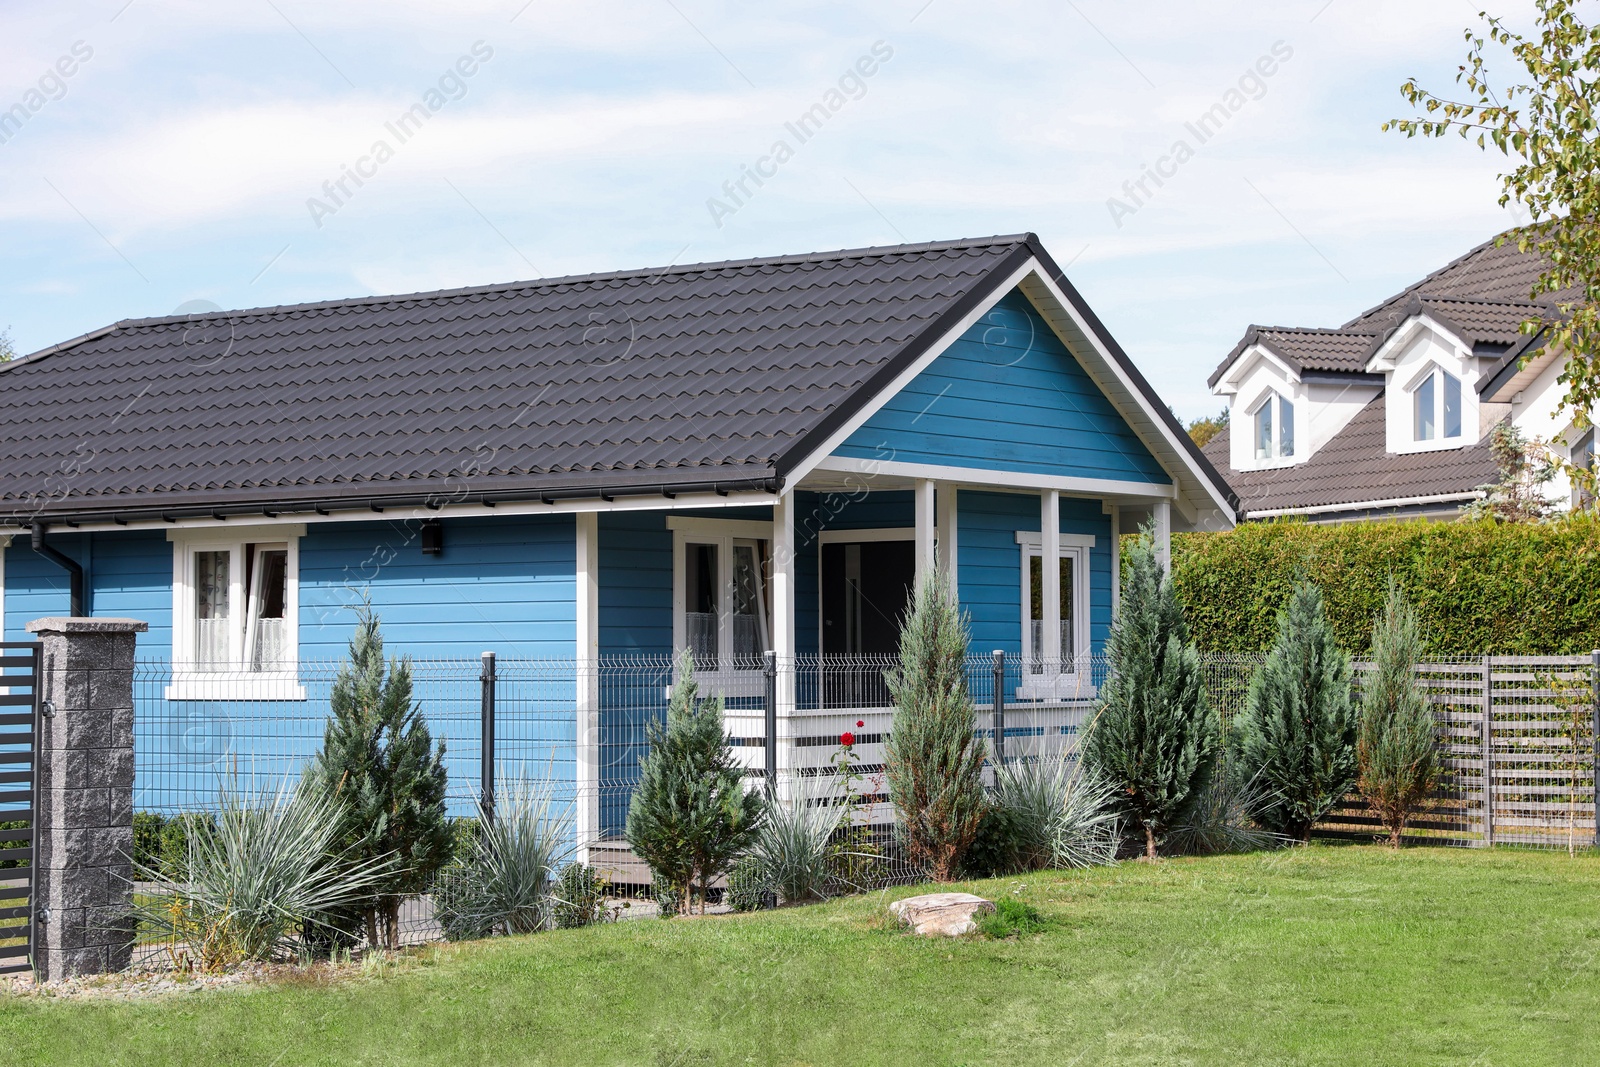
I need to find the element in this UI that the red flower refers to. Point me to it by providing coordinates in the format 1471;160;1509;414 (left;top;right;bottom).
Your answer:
840;731;855;747
856;720;865;728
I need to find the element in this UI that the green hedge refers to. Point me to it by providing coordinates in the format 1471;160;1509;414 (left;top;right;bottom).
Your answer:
1170;515;1600;655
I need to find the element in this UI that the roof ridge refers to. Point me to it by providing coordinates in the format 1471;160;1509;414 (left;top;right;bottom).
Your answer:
35;234;1036;351
1339;229;1518;328
1258;324;1377;336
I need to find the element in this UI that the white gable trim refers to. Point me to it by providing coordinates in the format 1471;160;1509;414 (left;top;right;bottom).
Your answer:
1365;312;1469;373
1213;342;1301;396
1015;267;1235;522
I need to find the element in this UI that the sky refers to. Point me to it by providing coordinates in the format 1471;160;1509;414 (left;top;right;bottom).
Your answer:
0;0;1533;421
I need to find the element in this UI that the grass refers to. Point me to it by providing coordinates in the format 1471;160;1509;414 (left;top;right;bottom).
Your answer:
3;845;1598;1066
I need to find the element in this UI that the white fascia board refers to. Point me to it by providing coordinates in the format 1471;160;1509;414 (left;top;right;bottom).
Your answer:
1014;268;1236;523
167;523;307;543
809;455;1176;502
31;489;780;536
1364;313;1467;373
1214;343;1300;396
1015;530;1097;548
781;259;1040;488
665;515;775;540
1245;490;1482;519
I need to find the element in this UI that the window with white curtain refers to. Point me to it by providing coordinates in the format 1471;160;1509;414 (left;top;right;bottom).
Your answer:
673;519;772;694
170;526;303;700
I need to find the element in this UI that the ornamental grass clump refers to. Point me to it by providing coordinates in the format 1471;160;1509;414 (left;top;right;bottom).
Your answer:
884;568;988;882
133;776;393;972
1082;531;1216;860
748;777;842;904
626;653;765;913
1233;581;1359;843
1356;581;1440;848
986;753;1120;872
434;775;574;939
1164;762;1286;856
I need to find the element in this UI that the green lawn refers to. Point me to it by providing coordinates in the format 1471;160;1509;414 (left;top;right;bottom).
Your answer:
3;845;1597;1066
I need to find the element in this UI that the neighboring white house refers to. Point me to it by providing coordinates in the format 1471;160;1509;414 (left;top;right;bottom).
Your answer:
1204;235;1587;521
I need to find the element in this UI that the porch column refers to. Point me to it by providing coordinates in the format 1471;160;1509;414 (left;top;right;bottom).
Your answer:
914;478;936;589
771;491;796;797
1041;490;1061;675
935;484;958;590
1153;498;1171;575
1109;504;1121;617
574;511;600;861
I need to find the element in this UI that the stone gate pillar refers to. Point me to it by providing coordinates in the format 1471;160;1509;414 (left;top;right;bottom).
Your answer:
26;617;147;982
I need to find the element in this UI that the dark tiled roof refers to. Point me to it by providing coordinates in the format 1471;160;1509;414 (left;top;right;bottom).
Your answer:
1202;392;1498;515
1207;326;1378;387
1414;296;1544;348
1344;234;1579;334
1211;233;1573;388
0;237;1042;521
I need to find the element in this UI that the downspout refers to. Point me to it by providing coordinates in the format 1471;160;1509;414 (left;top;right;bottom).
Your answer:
31;524;85;617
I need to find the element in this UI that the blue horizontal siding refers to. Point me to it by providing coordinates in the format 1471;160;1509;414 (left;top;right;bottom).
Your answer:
4;531;171;654
834;289;1170;484
957;490;1112;658
300;515;576;661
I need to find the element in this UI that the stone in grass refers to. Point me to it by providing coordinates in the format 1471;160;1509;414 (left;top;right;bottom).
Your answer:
889;892;996;937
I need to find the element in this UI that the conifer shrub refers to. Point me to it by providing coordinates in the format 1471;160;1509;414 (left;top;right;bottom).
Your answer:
1233;581;1359;842
307;605;452;948
1357;581;1441;847
626;653;764;914
883;569;988;882
1083;531;1216;860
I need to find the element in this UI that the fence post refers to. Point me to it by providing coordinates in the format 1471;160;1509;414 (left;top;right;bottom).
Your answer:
1481;655;1493;849
27;616;147;983
763;651;777;797
992;650;1006;766
1591;649;1599;848
480;651;496;825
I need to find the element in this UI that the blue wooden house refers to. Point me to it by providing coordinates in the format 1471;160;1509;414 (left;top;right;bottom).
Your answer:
0;234;1236;847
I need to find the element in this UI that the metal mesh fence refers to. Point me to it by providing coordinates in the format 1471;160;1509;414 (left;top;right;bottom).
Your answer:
128;649;1598;946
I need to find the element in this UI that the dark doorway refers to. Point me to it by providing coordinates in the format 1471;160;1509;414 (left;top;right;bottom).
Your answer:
821;538;915;706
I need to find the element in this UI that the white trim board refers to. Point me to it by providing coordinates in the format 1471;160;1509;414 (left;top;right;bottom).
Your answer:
30;489;781;537
809;456;1176;502
1014;531;1097;549
664;516;774;541
816;527;915;544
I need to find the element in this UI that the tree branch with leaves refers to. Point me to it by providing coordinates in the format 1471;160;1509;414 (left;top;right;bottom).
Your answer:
1385;1;1600;425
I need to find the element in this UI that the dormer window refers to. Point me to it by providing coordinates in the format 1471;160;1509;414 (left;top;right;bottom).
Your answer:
1251;393;1294;460
1412;365;1462;442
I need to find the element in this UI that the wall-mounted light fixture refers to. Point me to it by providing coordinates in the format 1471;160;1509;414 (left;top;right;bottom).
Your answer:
422;519;444;556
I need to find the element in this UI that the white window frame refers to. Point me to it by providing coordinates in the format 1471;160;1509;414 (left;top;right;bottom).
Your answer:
1408;362;1463;444
668;517;773;698
168;524;305;701
1015;530;1095;699
1248;390;1295;463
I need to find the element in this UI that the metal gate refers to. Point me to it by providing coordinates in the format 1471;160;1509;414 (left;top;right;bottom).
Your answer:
0;642;41;976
